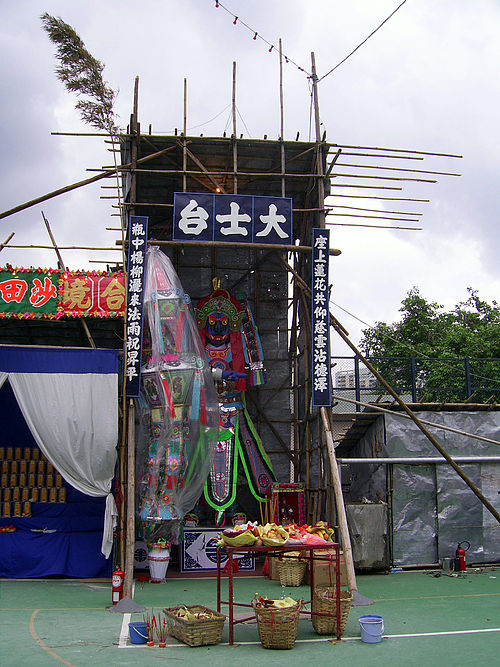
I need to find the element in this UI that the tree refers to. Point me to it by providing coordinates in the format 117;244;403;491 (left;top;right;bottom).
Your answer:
41;13;126;265
359;288;500;402
41;13;119;133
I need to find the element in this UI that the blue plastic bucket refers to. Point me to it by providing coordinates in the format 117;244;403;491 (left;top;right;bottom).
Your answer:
359;615;384;644
129;621;148;645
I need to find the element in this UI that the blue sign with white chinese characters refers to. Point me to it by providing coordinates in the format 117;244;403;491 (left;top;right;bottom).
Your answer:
173;192;293;244
312;228;331;408
125;215;148;397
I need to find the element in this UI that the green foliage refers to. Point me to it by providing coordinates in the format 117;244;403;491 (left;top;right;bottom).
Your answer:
41;13;119;133
359;287;500;402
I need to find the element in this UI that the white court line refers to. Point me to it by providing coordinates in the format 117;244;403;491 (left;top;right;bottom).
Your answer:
118;613;132;648
117;627;500;648
117;581;136;648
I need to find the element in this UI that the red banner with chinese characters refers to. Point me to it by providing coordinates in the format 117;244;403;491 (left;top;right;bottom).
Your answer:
0;267;125;319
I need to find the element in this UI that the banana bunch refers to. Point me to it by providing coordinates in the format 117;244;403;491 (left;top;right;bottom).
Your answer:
253;595;297;609
307;520;333;541
173;607;216;620
273;597;297;609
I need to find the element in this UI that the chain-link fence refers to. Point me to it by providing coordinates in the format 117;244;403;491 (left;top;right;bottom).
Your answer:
331;356;500;412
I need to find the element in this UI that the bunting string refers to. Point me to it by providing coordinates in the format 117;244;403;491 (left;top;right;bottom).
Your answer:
212;1;311;77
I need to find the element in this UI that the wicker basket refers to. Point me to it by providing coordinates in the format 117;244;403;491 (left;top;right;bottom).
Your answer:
277;558;307;587
252;599;301;649
163;605;226;646
311;587;353;636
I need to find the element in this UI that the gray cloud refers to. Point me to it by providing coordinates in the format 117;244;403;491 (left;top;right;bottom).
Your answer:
1;0;498;341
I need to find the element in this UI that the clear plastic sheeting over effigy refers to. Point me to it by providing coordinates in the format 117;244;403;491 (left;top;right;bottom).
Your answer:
135;246;220;545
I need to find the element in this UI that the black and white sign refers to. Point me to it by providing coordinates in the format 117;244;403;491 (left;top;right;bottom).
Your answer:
173;192;293;244
312;228;332;407
125;215;148;397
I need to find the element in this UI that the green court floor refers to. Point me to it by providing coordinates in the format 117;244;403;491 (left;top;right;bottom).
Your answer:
0;568;498;666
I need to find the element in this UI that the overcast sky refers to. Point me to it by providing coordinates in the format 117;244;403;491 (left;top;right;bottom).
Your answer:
1;0;499;353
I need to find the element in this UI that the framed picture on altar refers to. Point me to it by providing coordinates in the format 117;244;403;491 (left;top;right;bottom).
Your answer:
181;528;255;572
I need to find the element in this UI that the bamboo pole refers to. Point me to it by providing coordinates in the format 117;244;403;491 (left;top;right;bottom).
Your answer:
333;162;461;177
332;172;437;183
337;151;424;160
326;222;421;232
246;392;297;465
320;407;357;590
123;399;136;599
232;61;237;139
332;394;500;447
41;211;97;349
331;194;430;202
120;238;342;255
327;143;463;158
281;256;500;528
0;143;181;222
327;213;420;222
232;62;238;194
327;315;500;524
311;50;357;590
0;232;15;253
327;205;423;215
115;168;332;179
286;244;499;523
3;244;123;251
121;77;140;594
279;38;284;144
183;78;187;192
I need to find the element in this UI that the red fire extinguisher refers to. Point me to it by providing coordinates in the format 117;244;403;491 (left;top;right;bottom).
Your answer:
112;568;124;604
455;541;470;572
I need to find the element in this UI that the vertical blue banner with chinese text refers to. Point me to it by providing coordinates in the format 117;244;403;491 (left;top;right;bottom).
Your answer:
125;215;148;397
312;228;331;407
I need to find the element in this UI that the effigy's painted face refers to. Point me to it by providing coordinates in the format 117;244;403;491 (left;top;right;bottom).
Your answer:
205;312;230;347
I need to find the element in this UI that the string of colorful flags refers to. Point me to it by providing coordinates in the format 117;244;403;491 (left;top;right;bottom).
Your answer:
212;1;311;78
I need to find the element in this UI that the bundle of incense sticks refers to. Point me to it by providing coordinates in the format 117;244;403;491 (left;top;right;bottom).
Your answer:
143;610;168;646
143;611;156;645
157;614;168;646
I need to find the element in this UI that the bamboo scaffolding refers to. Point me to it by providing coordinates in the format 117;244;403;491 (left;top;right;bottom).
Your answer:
0;143;184;221
332;394;500;447
3;244;122;251
122;77;140;592
0;232;15;253
327;213;420;222
311;50;357;593
338;151;425;160
331;194;430;202
98;167;330;179
332;172;437;183
116;238;342;255
328;143;463;159
326;222;422;231
246;391;297;466
280;255;500;526
41;211;96;349
333;162;461;177
328;205;423;215
332;183;403;190
123;399;135;599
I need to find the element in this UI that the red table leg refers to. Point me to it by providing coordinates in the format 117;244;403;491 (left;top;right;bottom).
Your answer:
228;551;234;644
217;547;221;613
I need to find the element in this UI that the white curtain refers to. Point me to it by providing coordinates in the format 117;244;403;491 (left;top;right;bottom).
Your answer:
0;349;118;558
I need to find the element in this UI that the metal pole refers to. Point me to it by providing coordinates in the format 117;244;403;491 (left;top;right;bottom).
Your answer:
338;456;500;464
